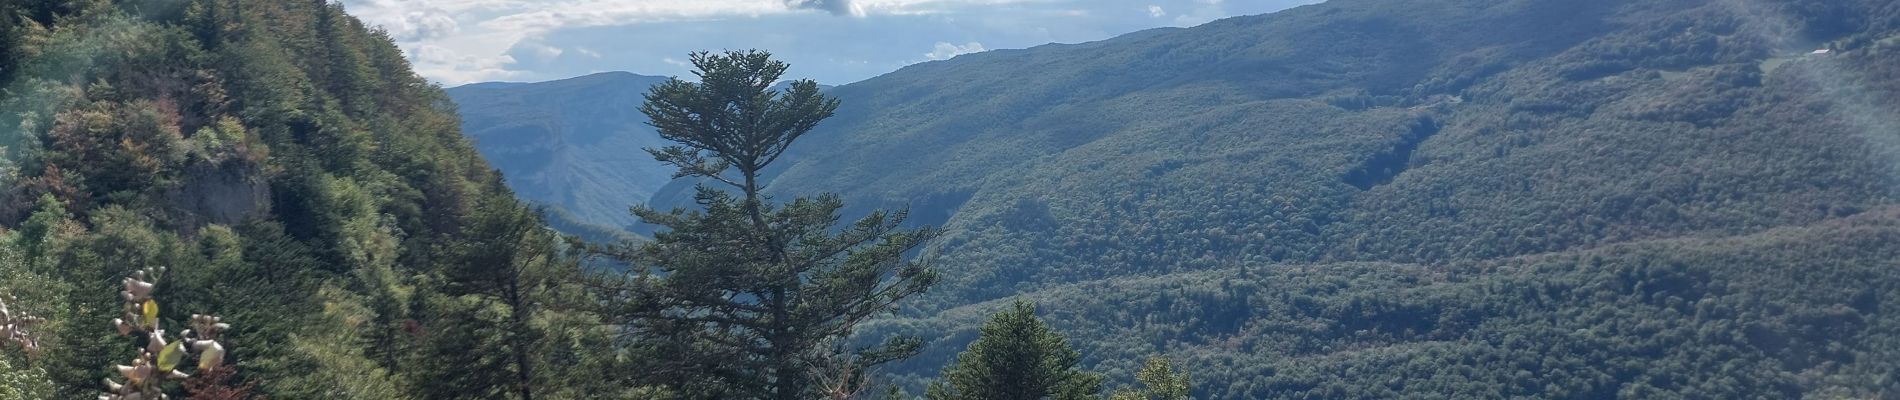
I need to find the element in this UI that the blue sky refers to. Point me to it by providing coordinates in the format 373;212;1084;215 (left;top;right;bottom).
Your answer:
338;0;1319;86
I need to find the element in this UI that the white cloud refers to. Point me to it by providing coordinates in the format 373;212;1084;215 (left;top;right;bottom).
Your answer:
335;0;1319;84
925;41;986;60
470;0;1046;33
403;44;529;84
785;0;863;16
406;44;461;65
478;1;788;33
505;38;566;69
1170;0;1234;27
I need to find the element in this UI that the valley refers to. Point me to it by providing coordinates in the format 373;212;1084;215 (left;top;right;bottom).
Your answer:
453;0;1900;396
1;0;1897;398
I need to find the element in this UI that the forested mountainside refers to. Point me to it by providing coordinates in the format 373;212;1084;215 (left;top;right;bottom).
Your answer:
445;72;673;236
726;0;1900;301
0;1;613;398
7;0;1900;398
642;0;1900;396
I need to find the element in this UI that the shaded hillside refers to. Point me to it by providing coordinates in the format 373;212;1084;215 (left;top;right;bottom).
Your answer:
442;0;1900;396
636;0;1900;395
446;72;675;231
713;0;1900;306
868;207;1900;398
0;1;610;398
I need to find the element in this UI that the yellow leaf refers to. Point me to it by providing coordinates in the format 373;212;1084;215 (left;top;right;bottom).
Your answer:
141;299;159;329
156;340;184;372
198;342;225;371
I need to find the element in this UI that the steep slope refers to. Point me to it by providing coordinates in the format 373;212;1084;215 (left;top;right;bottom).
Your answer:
647;0;1900;395
0;1;607;398
723;0;1900;305
446;0;1900;396
867;207;1900;398
446;72;674;231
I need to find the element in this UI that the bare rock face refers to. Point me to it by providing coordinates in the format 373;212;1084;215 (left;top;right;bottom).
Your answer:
167;161;270;226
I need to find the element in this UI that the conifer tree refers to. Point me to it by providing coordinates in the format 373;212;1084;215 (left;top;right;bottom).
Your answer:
926;301;1101;400
1110;357;1191;400
418;193;568;400
600;49;938;399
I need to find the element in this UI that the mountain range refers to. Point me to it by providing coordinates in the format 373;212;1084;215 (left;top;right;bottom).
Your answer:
449;0;1900;396
447;75;831;239
446;71;674;235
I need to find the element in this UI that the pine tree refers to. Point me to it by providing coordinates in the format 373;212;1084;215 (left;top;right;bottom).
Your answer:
598;49;938;399
1110;357;1191;400
927;301;1102;400
418;192;568;400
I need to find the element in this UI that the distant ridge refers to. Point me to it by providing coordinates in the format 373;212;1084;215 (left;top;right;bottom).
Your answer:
449;72;833;236
447;71;676;233
452;0;1900;396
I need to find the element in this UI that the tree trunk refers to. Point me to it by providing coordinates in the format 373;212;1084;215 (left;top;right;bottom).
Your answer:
506;280;535;400
746;162;802;400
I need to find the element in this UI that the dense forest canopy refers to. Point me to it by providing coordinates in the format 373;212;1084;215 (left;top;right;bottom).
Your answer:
636;0;1900;396
724;0;1900;300
0;2;1138;398
0;0;614;398
5;0;1900;398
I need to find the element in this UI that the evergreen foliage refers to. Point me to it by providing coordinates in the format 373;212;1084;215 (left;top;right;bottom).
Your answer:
614;0;1900;396
593;49;939;399
926;301;1102;400
5;0;1900;398
1110;358;1191;400
0;1;596;398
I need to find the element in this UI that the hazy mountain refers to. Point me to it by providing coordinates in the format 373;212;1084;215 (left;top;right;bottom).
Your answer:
737;0;1899;297
31;0;1900;397
446;72;676;231
448;73;833;236
457;0;1900;396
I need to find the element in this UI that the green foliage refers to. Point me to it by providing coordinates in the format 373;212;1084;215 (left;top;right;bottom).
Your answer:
926;301;1101;400
597;50;937;399
0;230;59;400
0;355;55;400
873;209;1900;398
410;194;576;400
599;1;1900;396
0;0;601;398
100;267;233;400
1110;358;1190;400
623;0;1900;302
8;0;1900;398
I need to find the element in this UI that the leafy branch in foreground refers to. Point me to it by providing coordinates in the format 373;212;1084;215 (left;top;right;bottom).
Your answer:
100;267;232;400
0;295;44;357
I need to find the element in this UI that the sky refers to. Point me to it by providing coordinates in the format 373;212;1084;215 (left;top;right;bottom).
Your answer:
336;0;1320;86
